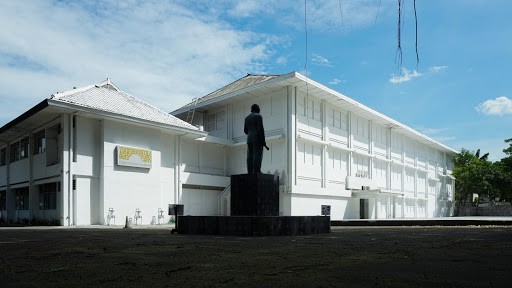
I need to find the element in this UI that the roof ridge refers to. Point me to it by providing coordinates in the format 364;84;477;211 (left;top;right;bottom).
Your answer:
51;78;119;99
181;73;282;107
52;80;198;131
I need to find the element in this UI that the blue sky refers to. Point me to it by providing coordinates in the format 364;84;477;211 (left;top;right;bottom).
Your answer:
1;0;511;161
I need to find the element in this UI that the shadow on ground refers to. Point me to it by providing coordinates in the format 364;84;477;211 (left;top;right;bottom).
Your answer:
1;226;511;287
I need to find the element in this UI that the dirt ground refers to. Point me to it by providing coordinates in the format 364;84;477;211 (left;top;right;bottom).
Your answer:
1;225;511;288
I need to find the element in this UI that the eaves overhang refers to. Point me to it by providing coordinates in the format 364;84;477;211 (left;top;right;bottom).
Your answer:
172;71;457;155
290;73;458;155
171;72;298;116
0;99;49;136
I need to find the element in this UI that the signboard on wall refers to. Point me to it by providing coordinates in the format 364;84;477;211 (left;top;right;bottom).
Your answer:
116;145;152;168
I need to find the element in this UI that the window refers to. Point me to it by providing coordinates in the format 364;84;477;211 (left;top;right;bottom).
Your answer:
206;111;225;132
33;129;46;155
329;109;347;130
39;182;59;210
20;137;29;159
0;190;6;210
298;95;322;122
352;115;369;139
15;187;29;210
8;137;30;162
46;124;60;166
353;154;369;178
10;142;20;162
0;147;6;166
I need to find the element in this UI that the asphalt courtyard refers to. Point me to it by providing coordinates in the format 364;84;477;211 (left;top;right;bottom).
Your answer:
1;223;511;288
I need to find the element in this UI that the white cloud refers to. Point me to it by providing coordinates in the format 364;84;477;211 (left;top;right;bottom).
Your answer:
429;66;447;72
311;54;332;67
0;1;280;126
227;0;270;18
476;96;512;116
180;1;393;32
389;68;423;84
329;78;344;85
276;56;287;65
281;0;394;32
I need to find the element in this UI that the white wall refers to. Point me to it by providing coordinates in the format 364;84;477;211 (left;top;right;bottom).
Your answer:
290;194;358;220
182;139;224;175
74;117;101;177
101;120;176;225
229;89;288;176
9;158;29;184
182;187;220;216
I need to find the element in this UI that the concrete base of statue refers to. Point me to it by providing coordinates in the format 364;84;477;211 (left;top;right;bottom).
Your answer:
174;173;330;236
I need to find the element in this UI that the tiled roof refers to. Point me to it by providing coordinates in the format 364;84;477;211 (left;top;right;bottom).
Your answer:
177;74;281;110
51;79;198;130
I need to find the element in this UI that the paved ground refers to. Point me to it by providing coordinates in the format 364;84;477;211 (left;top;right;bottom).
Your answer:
1;223;512;287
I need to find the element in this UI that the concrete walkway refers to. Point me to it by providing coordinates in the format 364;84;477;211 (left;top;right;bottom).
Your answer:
331;216;512;226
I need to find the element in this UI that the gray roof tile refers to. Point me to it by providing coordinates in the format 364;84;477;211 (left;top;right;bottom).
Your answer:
177;74;280;110
51;79;197;130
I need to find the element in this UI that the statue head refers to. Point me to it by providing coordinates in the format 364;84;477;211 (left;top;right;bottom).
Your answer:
251;104;260;113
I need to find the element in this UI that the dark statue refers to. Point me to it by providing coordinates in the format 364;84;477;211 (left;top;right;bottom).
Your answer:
244;104;269;174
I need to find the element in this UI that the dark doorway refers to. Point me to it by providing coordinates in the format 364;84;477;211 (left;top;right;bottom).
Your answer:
360;199;369;219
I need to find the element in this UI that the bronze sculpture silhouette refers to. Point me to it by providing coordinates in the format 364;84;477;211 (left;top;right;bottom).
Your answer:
244;104;269;174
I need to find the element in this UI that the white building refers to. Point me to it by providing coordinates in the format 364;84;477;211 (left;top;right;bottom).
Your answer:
0;79;226;225
171;72;456;220
0;72;456;226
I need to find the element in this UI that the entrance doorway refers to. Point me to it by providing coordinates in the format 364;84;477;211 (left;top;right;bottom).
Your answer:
360;199;369;219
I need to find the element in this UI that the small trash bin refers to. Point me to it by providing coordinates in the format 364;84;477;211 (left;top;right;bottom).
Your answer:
168;204;184;234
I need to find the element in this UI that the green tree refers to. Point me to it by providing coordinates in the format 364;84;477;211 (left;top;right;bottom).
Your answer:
494;139;512;203
453;149;493;211
453;139;512;215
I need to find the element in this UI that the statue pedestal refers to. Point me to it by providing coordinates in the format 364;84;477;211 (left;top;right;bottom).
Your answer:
230;173;279;216
176;173;330;236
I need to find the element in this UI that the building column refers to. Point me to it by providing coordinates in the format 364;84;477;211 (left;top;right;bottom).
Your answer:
347;111;353;176
368;120;373;181
174;135;182;205
321;99;327;188
386;128;391;190
374;197;379;219
5;144;14;221
287;86;296;189
99;119;105;225
29;131;38;219
61;114;73;226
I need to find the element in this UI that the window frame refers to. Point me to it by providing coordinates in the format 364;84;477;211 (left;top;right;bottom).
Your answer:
15;187;29;210
0;147;6;166
10;142;20;162
33;129;46;155
39;182;59;210
20;137;29;160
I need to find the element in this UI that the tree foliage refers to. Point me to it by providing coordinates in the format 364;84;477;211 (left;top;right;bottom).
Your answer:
453;139;512;206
